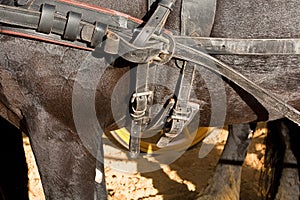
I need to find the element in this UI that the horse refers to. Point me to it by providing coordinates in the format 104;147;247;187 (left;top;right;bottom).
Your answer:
0;0;299;199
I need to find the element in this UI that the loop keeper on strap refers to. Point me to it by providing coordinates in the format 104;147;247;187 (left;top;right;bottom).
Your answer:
64;11;82;41
91;21;108;47
158;0;175;10
37;3;56;34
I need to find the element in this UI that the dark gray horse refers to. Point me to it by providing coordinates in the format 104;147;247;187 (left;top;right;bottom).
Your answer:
0;0;299;199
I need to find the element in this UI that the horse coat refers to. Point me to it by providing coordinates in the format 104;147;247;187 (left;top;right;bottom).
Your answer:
0;0;299;199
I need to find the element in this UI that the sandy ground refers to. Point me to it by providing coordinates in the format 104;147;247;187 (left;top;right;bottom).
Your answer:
23;127;266;200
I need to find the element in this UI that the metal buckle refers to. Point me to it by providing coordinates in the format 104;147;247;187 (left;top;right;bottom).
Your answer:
130;91;153;119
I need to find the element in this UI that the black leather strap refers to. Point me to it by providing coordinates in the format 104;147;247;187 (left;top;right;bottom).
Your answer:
132;0;176;45
129;0;176;158
157;0;215;147
282;162;298;169
175;36;300;55
174;43;300;125
3;3;300;55
181;0;217;36
157;63;198;147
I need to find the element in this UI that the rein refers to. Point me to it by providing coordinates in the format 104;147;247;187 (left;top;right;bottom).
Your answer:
0;0;300;157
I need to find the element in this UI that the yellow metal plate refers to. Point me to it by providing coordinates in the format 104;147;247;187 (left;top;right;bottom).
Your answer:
110;127;218;154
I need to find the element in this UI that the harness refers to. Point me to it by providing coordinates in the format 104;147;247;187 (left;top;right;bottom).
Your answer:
1;0;300;158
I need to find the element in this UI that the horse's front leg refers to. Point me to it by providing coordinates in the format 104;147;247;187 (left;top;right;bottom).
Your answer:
197;123;255;200
24;106;107;200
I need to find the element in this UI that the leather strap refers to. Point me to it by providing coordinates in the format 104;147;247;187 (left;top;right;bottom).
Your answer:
174;43;300;125
157;0;216;147
157;62;199;147
175;36;300;55
129;0;176;158
181;0;217;36
3;3;300;55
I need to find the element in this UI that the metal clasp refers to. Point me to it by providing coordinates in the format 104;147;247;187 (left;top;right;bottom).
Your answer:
130;91;153;119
